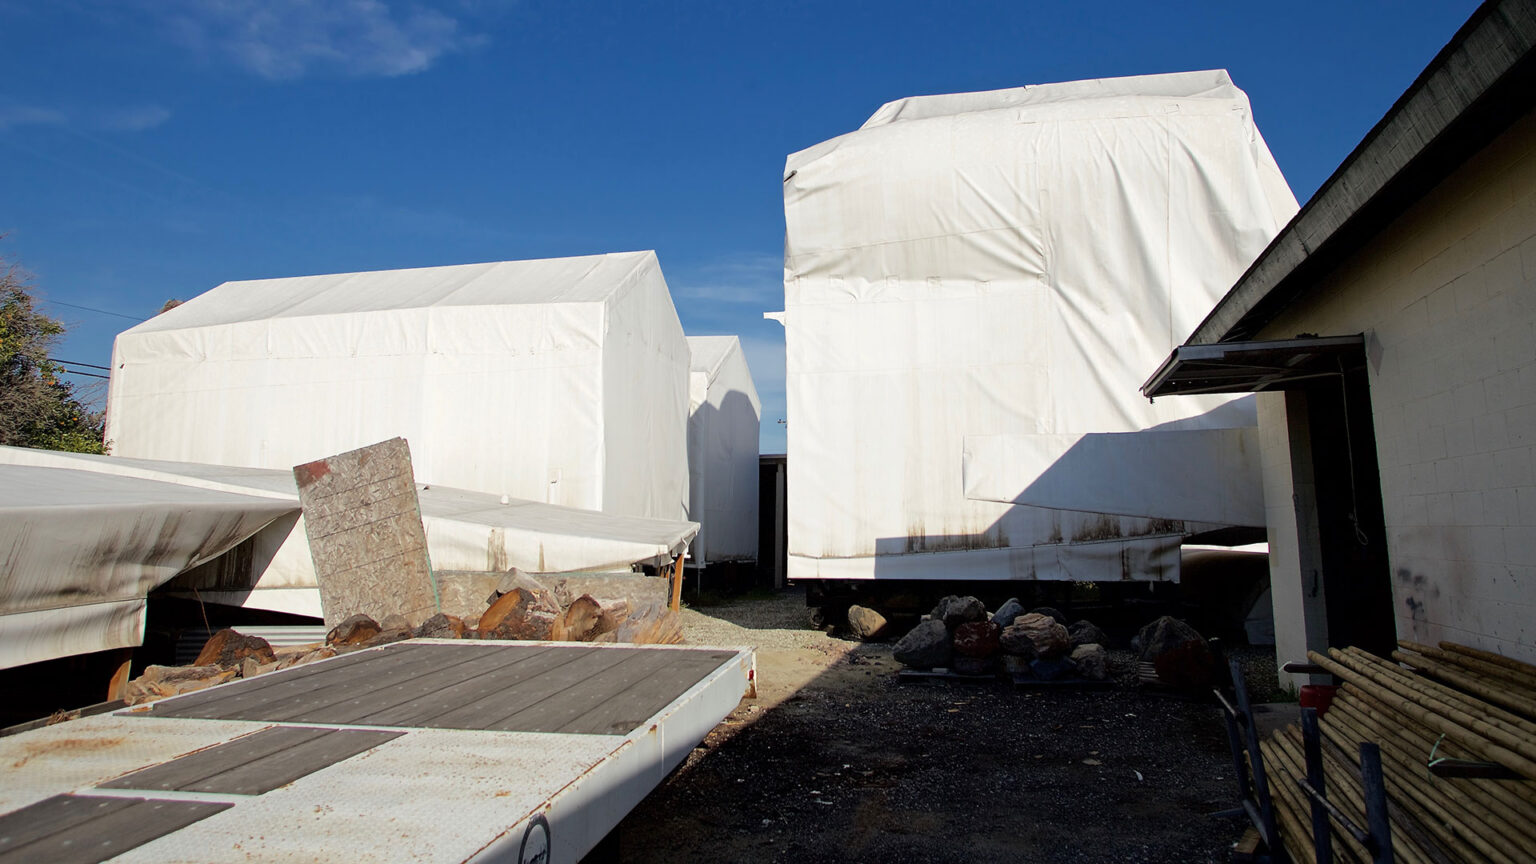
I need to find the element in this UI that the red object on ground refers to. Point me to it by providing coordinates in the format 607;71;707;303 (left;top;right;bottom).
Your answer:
1299;684;1339;716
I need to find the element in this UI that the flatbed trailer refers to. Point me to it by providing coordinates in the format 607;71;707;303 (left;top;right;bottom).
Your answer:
0;640;754;863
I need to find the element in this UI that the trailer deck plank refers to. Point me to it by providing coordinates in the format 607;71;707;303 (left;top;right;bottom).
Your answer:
0;794;230;864
99;727;403;795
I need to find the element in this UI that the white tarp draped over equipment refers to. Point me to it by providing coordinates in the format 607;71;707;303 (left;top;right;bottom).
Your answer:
105;251;690;522
779;70;1297;582
0;463;299;669
686;336;762;567
0;447;699;629
961;429;1264;526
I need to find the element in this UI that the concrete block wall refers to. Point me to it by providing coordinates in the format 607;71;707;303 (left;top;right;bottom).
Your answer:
1261;109;1536;663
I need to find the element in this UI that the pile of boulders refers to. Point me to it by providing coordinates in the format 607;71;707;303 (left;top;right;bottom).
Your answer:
891;595;1112;681
120;570;682;706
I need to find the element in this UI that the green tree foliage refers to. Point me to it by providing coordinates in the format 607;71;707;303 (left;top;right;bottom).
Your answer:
0;260;107;453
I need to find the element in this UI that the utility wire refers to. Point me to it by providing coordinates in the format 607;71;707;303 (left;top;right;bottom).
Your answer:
54;358;110;370
41;299;145;321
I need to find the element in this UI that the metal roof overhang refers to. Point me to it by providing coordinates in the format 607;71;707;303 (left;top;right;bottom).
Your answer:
1142;334;1365;398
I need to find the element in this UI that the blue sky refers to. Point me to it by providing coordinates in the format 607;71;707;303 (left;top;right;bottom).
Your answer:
1;0;1481;453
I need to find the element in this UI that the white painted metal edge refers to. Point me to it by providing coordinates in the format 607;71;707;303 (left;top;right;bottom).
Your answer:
466;647;754;864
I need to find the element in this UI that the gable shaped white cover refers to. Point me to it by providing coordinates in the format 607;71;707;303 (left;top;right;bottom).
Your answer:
106;251;689;521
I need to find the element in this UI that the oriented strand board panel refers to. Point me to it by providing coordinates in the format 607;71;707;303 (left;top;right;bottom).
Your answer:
293;437;438;628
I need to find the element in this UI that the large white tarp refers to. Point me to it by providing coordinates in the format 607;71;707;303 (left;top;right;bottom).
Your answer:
962;428;1264;526
686;336;761;566
105;251;690;522
0;462;298;669
780;70;1297;581
0;447;699;625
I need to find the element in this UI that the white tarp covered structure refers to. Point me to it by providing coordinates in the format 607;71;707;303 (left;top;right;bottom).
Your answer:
778;70;1297;582
685;336;761;567
0;462;296;669
0;446;699;644
105;251;690;522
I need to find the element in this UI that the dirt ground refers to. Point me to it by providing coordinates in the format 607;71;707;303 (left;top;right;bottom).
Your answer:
610;587;1261;864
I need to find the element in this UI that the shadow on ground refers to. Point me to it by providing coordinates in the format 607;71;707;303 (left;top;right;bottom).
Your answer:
611;596;1247;864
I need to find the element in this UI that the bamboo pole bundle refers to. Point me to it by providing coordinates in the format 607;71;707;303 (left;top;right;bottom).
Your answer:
1342;682;1536;815
1262;733;1370;863
1331;698;1536;855
1393;648;1536;722
1440;642;1536;685
1297;720;1455;864
1347;648;1536;742
1325;703;1529;862
1400;641;1536;697
1310;649;1536;781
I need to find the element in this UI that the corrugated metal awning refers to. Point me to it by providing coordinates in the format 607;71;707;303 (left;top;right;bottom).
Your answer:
1142;334;1365;398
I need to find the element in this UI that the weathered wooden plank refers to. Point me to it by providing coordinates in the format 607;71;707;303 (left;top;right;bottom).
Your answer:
357;645;593;728
489;649;679;733
560;651;737;735
148;639;442;719
181;729;402;795
210;644;505;723
422;647;643;731
293;437;438;628
395;646;642;728
0;795;135;857
0;796;229;864
99;727;403;795
100;727;329;791
264;645;550;726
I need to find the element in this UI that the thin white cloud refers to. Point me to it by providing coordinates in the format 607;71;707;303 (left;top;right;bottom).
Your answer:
0;104;67;131
0;100;170;132
671;252;783;305
158;0;480;80
97;105;173;132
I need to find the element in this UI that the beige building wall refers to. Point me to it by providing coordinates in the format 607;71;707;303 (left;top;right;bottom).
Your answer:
1259;109;1536;671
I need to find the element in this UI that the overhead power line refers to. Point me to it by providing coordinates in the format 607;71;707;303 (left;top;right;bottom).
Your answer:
41;299;145;322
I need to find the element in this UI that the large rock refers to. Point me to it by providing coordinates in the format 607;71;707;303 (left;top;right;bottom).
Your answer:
327;614;381;646
991;598;1025;629
931;595;987;629
1068;620;1109;649
998;625;1040;659
847;605;889;640
952;621;1000;658
1030;656;1077;681
194;628;276;669
1070;643;1109;680
1029;606;1068;626
1011;612;1071;659
893;619;953;669
1137;616;1217;689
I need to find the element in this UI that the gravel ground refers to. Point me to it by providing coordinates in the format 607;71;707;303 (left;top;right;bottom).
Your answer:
610;587;1271;863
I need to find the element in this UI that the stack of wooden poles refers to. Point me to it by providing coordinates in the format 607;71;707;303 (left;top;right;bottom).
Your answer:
1258;641;1536;863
